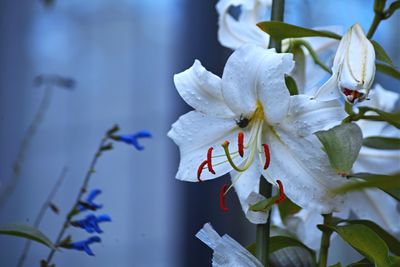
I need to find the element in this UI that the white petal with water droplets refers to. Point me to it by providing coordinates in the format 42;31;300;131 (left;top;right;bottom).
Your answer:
264;128;347;214
168;111;249;182
284;95;346;136
222;45;293;123
174;60;235;118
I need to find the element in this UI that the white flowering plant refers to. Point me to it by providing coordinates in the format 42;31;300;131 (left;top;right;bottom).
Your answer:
0;1;399;267
168;0;400;266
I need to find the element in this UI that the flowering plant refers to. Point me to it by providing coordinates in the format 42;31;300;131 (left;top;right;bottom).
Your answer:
168;0;400;266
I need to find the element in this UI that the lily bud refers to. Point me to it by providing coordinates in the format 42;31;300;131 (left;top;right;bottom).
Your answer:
315;24;376;104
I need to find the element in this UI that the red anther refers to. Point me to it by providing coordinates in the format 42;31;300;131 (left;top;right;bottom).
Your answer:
197;160;208;182
275;180;285;204
207;147;216;174
238;132;244;157
262;144;270;170
219;184;229;212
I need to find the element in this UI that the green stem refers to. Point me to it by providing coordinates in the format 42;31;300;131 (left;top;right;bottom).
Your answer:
291;40;332;74
367;0;386;38
255;178;272;266
318;213;333;267
268;0;285;52
254;1;285;266
366;12;383;39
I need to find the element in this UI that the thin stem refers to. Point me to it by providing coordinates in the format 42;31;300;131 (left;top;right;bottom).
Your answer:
366;13;383;39
291;40;332;74
44;130;112;266
318;213;333;267
254;1;285;266
0;86;53;208
367;0;386;38
255;178;272;266
17;167;68;267
268;0;285;52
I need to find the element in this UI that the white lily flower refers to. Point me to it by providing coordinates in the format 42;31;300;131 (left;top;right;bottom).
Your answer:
216;0;271;50
196;223;263;267
315;23;376;103
168;44;347;223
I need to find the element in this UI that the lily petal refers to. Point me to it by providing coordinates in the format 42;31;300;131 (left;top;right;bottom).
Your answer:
354;147;400;174
174;60;235;118
168;111;249;182
264;129;347;214
196;223;264;267
216;0;270;50
346;189;400;233
222;44;293;123
284;95;346;136
313;73;341;101
230;161;268;224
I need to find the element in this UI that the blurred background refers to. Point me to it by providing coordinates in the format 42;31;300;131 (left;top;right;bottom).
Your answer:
0;0;398;266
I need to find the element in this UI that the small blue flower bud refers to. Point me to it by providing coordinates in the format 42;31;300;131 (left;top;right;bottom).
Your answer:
78;189;103;211
116;130;152;150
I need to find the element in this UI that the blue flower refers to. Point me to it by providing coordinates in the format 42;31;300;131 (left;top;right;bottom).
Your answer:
66;236;102;256
78;189;103;211
116;130;152;150
71;214;112;233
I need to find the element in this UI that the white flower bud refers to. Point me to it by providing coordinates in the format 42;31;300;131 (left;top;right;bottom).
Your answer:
315;24;376;104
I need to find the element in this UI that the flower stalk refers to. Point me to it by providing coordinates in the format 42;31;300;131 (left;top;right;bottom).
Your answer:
43;125;118;266
367;0;387;38
318;213;333;267
255;0;285;265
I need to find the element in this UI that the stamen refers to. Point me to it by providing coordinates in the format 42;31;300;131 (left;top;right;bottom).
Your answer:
262;144;270;170
197;160;208;182
207;147;216;174
222;141;246;172
238;132;244;157
219;184;229;212
274;180;285;204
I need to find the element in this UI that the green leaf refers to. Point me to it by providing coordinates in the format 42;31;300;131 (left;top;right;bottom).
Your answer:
247;235;316;260
0;223;55;249
384;1;400;19
318;224;396;267
376;63;400;79
343;220;400;256
329;263;342;267
249;197;276;212
363;136;400;150
284;75;298;95
315;123;363;173
257;21;341;41
358;106;400;129
371;40;394;66
347;258;374;267
278;197;301;222
335;173;400;200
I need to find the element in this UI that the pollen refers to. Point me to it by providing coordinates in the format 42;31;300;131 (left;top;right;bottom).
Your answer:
219;184;229;212
197;160;208;182
262;144;270;170
207;147;216;174
274;180;285;204
238;132;244;157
